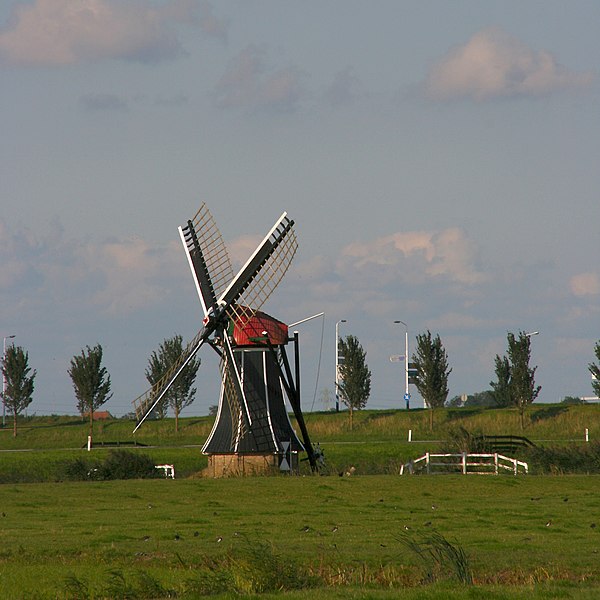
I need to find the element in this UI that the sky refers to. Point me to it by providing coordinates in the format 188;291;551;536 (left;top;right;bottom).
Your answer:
1;0;599;420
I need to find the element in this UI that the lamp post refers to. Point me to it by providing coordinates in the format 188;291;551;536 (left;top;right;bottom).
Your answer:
2;335;16;428
335;319;347;412
394;321;410;409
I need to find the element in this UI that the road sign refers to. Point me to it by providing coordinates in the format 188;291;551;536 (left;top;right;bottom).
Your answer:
408;362;419;384
404;393;411;401
389;355;405;362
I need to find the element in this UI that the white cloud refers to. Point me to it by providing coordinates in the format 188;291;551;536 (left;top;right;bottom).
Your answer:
340;228;487;285
570;272;600;296
198;1;229;42
213;44;306;113
0;0;201;66
0;222;184;318
425;27;595;101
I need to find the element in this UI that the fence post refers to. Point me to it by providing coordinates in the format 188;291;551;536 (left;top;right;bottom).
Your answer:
408;429;412;442
426;452;430;474
462;452;467;475
586;428;589;443
494;453;498;475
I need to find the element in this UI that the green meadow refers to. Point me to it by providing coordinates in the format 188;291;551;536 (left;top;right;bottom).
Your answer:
1;405;600;598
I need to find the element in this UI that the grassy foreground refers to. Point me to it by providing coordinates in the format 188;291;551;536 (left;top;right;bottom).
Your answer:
2;406;600;597
1;475;600;598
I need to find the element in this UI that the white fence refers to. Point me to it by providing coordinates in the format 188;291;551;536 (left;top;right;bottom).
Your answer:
401;452;528;476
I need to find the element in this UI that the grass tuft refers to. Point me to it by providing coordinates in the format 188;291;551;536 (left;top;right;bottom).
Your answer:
397;530;473;585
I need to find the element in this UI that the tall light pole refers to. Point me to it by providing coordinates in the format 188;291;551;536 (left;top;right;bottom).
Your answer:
335;319;347;412
2;335;16;428
394;321;410;409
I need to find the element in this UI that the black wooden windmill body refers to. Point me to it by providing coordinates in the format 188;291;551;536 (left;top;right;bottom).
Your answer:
132;204;316;476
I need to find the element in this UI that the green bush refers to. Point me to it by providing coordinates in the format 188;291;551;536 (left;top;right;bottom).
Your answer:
98;449;159;480
59;457;102;481
524;442;600;474
59;450;160;481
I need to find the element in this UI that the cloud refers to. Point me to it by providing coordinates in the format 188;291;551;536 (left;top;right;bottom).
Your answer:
198;1;229;42
425;27;595;101
340;228;487;285
570;272;600;296
79;93;128;111
212;44;307;113
0;0;202;66
324;66;362;107
0;221;184;318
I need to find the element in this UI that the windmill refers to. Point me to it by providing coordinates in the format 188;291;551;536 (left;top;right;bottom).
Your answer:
132;203;318;476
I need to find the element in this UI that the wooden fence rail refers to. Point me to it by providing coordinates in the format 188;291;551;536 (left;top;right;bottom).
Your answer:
401;452;528;476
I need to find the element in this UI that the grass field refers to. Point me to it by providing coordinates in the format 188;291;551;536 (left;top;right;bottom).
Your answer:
1;476;600;598
1;405;600;598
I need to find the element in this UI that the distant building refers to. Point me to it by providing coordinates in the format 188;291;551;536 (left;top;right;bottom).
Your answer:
92;411;113;421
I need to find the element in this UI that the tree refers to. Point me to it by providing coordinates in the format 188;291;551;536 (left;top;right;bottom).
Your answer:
1;345;36;437
337;335;371;430
68;344;112;443
490;355;513;408
411;330;451;431
491;331;541;429
589;341;600;398
561;396;584;405
447;390;496;408
145;335;200;432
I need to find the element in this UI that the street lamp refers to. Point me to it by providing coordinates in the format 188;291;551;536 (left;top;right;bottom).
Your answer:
525;331;540;338
394;321;410;409
2;335;16;428
335;319;347;412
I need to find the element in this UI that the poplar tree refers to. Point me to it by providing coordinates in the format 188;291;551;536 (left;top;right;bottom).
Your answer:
589;341;600;398
1;345;36;437
68;344;112;442
337;335;371;430
491;331;541;429
411;330;451;431
145;335;200;432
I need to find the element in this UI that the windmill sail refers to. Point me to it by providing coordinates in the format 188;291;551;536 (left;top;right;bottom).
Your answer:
220;213;297;325
132;328;207;432
131;204;314;476
179;203;234;319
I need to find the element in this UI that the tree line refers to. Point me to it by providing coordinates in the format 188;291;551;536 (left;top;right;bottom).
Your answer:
3;335;600;437
336;333;600;431
1;335;200;438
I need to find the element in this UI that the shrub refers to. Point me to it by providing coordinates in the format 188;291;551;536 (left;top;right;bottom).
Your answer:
59;450;159;481
524;443;600;474
58;458;101;481
98;450;158;480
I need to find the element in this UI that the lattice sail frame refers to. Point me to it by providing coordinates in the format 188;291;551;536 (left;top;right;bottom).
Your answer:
224;214;297;326
132;328;205;421
180;203;234;315
132;207;297;427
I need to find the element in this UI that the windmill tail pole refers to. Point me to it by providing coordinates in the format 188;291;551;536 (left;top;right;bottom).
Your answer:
264;334;318;472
